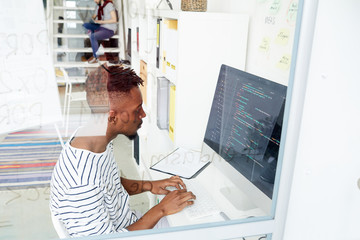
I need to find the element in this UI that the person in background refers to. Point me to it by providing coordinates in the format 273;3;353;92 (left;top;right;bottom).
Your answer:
50;65;196;237
83;0;117;63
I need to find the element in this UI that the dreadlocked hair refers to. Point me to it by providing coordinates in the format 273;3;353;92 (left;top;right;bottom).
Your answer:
106;65;144;94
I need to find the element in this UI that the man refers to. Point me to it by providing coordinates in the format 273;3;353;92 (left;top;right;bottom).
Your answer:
50;65;195;237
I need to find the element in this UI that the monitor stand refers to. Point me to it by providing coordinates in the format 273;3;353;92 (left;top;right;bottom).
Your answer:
220;186;256;211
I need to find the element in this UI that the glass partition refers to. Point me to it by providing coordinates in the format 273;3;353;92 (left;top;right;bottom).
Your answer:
0;0;304;239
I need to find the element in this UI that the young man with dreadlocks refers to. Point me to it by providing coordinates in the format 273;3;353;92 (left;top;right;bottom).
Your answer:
50;65;195;237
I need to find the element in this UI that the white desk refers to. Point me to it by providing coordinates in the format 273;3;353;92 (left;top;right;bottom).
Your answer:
148;162;267;227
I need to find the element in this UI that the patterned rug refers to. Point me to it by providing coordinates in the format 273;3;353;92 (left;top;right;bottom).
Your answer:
0;126;68;190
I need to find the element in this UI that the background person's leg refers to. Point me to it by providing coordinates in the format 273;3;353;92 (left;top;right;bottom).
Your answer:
92;27;115;58
84;23;102;62
89;32;99;58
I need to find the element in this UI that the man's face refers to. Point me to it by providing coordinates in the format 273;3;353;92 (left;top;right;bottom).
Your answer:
115;87;146;139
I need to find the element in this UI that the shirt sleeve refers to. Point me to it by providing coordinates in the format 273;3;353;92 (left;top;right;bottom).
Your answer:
105;2;115;12
56;184;129;237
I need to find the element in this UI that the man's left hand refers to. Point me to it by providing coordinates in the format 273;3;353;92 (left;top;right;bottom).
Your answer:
150;176;186;195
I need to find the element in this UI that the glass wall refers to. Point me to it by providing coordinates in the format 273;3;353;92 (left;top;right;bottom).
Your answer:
0;0;304;239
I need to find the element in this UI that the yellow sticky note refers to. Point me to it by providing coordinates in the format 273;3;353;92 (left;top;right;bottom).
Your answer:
259;37;271;52
275;29;290;45
276;54;292;71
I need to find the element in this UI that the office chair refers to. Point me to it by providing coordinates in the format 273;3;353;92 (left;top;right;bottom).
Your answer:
60;67;87;137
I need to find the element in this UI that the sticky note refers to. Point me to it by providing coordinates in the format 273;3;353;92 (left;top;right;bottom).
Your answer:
276;54;292;71
259;37;271;52
269;0;281;15
287;1;298;25
275;28;290;45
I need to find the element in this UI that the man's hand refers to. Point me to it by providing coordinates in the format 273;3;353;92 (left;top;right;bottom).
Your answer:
150;176;186;195
157;189;196;215
126;188;196;231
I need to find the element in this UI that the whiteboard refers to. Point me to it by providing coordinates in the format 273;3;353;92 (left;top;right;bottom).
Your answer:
0;0;62;134
245;0;299;86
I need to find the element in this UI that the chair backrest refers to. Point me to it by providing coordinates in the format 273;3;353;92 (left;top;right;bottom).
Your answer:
51;213;70;239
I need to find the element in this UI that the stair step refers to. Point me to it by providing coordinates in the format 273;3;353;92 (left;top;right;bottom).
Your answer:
53;34;119;39
53;6;94;11
53;47;121;53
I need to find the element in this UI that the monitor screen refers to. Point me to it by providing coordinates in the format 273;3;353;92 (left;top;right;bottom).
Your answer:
204;65;287;198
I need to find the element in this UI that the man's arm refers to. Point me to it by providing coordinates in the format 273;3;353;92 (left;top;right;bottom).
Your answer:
120;177;152;195
121;176;186;195
126;189;195;230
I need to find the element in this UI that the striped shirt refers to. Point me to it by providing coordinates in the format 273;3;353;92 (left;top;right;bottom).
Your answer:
50;132;138;237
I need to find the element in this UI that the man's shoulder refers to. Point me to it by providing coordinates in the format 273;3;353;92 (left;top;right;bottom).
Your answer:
68;136;92;152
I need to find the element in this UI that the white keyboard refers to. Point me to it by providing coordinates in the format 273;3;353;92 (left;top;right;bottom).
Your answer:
183;180;221;219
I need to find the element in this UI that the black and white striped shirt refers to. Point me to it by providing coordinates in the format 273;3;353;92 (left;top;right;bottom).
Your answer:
50;133;137;237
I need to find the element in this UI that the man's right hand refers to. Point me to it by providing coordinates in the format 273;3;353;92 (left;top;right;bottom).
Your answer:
126;189;196;231
157;189;196;216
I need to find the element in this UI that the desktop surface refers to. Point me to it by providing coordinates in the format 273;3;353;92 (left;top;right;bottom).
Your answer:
151;163;266;227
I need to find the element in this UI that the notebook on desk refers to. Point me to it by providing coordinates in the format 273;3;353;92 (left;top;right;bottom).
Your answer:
150;147;211;179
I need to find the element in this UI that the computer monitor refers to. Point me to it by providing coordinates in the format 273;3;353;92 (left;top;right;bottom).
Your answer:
202;64;287;215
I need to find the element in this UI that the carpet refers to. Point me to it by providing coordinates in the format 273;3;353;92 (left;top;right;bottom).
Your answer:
0;126;67;190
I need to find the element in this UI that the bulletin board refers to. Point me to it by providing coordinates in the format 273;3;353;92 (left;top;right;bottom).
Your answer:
0;0;62;135
245;0;299;86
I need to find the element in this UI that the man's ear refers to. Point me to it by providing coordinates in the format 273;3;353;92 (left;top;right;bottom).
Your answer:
108;110;116;123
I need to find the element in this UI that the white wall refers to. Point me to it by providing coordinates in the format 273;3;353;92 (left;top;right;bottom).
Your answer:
283;0;360;239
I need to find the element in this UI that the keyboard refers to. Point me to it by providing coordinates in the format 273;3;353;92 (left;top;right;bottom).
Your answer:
182;180;221;219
